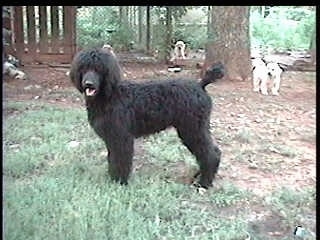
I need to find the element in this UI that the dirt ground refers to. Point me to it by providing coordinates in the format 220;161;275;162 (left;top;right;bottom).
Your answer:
3;60;316;238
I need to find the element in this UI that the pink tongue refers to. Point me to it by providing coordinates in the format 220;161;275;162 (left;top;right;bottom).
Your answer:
85;88;96;96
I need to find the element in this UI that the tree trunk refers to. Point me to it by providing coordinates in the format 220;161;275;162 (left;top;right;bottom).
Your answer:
119;6;129;27
207;6;212;39
309;24;316;65
119;6;123;25
128;6;131;27
138;6;143;45
146;6;151;52
133;6;137;28
165;6;173;62
124;6;129;25
204;6;251;81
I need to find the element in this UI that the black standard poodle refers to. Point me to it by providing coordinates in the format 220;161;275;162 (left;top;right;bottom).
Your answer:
70;48;225;189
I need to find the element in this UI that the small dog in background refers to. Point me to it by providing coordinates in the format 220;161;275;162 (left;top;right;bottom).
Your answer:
102;44;116;57
3;54;27;80
252;58;284;96
266;62;283;95
252;58;269;95
3;61;27;80
170;40;186;63
102;43;128;78
66;44;116;77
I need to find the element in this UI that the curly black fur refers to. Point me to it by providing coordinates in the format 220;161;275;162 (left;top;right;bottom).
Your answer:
70;48;225;188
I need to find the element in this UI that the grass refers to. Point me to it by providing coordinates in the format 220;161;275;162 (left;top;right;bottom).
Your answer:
265;187;316;237
3;100;315;240
144;130;197;166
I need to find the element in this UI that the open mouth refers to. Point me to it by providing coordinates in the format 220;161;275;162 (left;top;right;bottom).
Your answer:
85;87;97;97
82;71;100;97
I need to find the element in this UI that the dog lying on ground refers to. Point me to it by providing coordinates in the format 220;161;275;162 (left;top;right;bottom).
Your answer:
3;54;26;80
252;58;284;95
70;48;225;189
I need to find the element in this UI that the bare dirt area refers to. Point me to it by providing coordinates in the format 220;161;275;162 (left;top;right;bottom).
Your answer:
208;70;316;194
3;60;316;238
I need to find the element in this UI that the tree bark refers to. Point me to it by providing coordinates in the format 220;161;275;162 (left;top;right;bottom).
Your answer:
119;6;129;27
146;6;151;52
207;6;212;39
204;6;251;81
138;6;143;45
119;6;123;25
133;6;137;28
165;6;173;62
309;24;316;65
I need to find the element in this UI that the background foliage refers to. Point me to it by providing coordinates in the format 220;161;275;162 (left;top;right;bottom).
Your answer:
250;6;315;51
76;6;315;54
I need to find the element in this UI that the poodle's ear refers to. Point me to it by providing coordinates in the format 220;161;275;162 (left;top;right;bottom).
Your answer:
101;53;122;95
69;67;84;94
109;57;122;85
69;48;122;96
69;52;84;93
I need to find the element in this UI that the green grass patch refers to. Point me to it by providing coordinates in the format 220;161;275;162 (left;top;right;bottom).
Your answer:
265;187;316;236
143;130;197;166
4;101;91;178
3;100;314;240
4;175;250;240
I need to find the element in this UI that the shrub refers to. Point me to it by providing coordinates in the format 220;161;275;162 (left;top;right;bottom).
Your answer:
250;7;315;51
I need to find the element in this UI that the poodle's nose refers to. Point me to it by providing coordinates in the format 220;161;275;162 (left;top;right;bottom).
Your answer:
84;83;94;89
84;80;94;88
82;71;99;86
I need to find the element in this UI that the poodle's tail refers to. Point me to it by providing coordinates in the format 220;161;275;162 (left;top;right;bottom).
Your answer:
200;62;225;90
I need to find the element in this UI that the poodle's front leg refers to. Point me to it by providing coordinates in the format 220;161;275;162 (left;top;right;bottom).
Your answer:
106;136;134;185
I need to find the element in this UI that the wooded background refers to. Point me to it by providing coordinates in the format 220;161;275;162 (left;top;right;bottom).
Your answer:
3;6;316;80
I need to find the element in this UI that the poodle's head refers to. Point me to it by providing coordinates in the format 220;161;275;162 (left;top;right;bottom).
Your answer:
69;48;122;100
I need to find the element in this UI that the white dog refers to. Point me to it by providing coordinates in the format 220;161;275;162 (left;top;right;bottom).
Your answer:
102;44;116;57
66;44;116;77
252;58;269;95
170;40;186;63
3;61;27;80
252;58;283;96
266;62;283;96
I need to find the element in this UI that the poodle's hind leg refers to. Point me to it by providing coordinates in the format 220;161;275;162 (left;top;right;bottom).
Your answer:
177;127;221;189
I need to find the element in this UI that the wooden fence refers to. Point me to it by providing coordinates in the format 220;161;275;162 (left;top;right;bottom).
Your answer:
8;6;77;64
